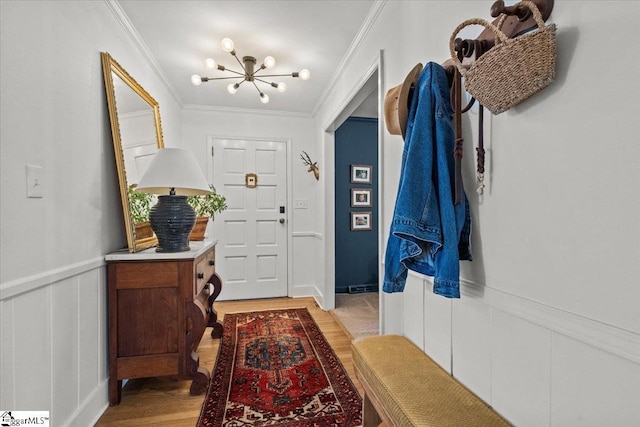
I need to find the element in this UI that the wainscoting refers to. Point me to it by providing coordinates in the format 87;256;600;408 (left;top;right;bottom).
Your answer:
394;272;640;426
0;259;109;427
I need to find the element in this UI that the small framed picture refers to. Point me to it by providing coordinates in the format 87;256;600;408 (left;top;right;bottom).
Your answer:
351;164;372;184
351;211;372;231
245;173;257;188
351;188;372;207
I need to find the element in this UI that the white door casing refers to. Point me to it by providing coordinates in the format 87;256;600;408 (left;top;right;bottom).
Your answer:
210;138;288;300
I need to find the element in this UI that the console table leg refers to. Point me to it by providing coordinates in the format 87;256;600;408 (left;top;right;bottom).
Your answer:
109;378;122;406
207;273;224;338
189;366;211;395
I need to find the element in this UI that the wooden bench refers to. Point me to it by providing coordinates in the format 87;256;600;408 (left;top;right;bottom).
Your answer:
352;335;512;426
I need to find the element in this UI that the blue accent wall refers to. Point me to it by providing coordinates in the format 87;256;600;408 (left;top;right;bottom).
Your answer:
335;117;379;293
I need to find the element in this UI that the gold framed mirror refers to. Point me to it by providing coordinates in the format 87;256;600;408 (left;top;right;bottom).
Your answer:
101;52;164;252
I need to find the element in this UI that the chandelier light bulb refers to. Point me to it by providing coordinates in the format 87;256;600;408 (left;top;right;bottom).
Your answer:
191;74;202;86
277;82;287;93
205;58;216;69
299;69;311;80
264;56;276;69
221;38;235;53
260;93;270;104
227;83;238;94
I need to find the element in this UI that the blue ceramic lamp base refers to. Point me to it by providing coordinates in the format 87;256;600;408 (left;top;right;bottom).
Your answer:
149;195;196;252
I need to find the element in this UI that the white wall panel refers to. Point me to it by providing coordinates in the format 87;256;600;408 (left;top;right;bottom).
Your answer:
78;269;104;403
492;309;551;426
291;234;318;294
1;265;107;426
550;334;640;426
0;300;13;408
52;279;79;421
401;273;425;350
451;293;492;403
422;278;453;373
12;289;52;411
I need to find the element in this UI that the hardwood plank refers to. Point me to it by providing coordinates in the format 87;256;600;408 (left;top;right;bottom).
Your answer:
95;297;363;426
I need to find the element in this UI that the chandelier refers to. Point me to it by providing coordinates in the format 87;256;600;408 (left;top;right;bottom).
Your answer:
191;38;310;104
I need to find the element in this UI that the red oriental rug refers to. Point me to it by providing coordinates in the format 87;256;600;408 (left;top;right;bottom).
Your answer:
197;308;362;427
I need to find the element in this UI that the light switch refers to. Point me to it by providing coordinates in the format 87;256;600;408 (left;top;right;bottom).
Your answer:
26;165;44;198
294;199;308;209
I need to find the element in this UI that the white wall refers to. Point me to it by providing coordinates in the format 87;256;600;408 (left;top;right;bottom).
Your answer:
0;1;182;425
315;1;640;425
180;107;321;298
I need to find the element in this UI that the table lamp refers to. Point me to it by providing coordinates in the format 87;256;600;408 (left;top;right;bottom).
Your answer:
136;147;211;252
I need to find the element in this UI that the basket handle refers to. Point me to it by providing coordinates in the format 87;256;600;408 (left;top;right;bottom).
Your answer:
517;1;547;29
449;0;549;76
449;18;508;76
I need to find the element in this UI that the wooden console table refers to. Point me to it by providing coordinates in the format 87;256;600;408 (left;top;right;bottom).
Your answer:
106;240;223;405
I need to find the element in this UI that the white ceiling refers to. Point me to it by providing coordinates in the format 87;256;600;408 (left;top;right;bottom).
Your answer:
117;0;377;115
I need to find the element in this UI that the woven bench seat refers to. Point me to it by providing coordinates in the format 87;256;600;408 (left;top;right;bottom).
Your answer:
352;334;511;427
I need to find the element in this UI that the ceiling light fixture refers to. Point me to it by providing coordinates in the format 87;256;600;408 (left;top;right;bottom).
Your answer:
191;38;310;104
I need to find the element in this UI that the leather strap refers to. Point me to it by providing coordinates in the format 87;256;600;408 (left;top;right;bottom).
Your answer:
453;67;464;205
476;105;486;195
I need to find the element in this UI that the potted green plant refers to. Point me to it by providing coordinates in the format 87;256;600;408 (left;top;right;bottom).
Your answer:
127;184;154;239
188;185;227;240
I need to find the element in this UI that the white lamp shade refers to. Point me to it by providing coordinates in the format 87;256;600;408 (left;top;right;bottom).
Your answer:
136;148;211;196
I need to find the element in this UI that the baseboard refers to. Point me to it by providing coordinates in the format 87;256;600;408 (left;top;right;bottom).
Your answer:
66;380;109;427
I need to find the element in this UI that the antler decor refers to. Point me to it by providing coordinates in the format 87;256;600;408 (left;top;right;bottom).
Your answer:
300;151;319;180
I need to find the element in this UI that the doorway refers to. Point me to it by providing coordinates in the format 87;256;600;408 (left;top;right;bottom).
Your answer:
324;57;382;337
334;116;379;294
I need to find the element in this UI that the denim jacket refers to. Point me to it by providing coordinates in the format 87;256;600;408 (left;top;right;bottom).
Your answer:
383;62;472;298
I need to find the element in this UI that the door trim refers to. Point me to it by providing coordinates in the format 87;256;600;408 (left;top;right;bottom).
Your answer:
206;135;293;298
320;50;383;319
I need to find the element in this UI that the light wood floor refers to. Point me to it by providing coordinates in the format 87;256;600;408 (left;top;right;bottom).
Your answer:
95;297;362;426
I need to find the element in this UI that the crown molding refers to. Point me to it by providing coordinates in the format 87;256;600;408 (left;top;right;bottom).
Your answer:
105;0;183;107
312;0;387;117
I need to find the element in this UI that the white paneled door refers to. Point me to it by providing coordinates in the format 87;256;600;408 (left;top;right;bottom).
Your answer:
210;138;288;300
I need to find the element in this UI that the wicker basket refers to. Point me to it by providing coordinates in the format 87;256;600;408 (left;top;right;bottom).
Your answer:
449;1;556;115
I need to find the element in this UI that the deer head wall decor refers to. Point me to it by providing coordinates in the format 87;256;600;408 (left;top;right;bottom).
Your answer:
301;151;319;180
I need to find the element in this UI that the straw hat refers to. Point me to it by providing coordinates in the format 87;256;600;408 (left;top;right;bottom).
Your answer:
384;63;423;138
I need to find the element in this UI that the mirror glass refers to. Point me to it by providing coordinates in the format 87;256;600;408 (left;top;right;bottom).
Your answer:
101;52;164;252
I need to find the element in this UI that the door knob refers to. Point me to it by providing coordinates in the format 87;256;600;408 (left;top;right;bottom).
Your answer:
279;218;285;224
